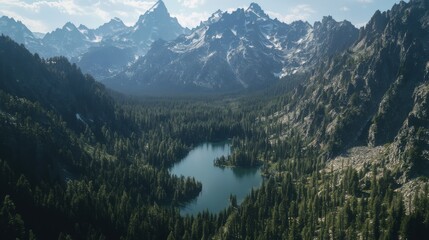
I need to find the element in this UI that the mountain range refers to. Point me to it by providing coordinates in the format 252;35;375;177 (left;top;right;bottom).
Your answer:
1;1;359;95
1;0;429;238
0;0;427;108
267;0;429;181
0;0;187;81
106;4;358;95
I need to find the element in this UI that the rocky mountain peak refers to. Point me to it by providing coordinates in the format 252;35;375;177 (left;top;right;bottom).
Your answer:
321;16;336;27
151;0;168;12
129;0;186;52
245;3;269;20
136;0;170;26
63;22;78;32
247;3;263;13
0;15;14;24
101;18;126;27
313;16;350;30
78;24;89;31
0;16;28;31
204;10;224;25
107;2;359;95
0;15;39;48
0;16;29;31
367;10;388;33
107;17;125;26
95;17;127;37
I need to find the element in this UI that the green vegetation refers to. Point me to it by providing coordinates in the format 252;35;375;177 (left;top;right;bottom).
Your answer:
213;137;265;168
1;32;429;240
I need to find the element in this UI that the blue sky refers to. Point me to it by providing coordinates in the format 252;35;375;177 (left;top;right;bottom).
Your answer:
0;0;405;33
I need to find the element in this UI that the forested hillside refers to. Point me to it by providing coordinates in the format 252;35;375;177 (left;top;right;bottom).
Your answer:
266;0;429;168
0;35;261;239
1;0;429;239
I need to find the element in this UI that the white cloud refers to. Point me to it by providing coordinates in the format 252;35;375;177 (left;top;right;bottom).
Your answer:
18;17;48;33
340;6;350;12
178;0;205;9
93;8;111;23
173;11;210;28
1;0;87;15
110;0;155;11
0;9;49;32
0;0;158;32
357;0;373;3
267;4;315;23
55;0;86;15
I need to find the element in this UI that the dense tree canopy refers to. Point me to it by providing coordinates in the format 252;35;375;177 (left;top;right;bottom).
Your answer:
0;35;428;240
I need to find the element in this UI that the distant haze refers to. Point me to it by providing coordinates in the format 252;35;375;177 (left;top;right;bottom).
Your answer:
0;0;405;33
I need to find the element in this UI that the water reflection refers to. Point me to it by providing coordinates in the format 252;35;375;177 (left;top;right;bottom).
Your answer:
170;142;262;215
231;167;259;179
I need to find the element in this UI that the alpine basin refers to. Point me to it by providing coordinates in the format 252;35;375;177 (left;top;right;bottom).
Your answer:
170;142;262;215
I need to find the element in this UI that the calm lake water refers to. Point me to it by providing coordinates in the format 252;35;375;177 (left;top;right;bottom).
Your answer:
170;142;262;215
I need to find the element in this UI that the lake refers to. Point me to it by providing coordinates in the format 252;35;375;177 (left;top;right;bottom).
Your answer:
170;142;263;215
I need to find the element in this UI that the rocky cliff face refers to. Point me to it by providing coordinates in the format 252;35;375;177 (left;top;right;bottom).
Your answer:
389;81;429;181
0;1;187;81
0;16;45;55
42;22;94;58
274;0;429;174
106;3;358;95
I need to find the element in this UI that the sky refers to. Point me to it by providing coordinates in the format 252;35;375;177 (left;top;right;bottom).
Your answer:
0;0;406;33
